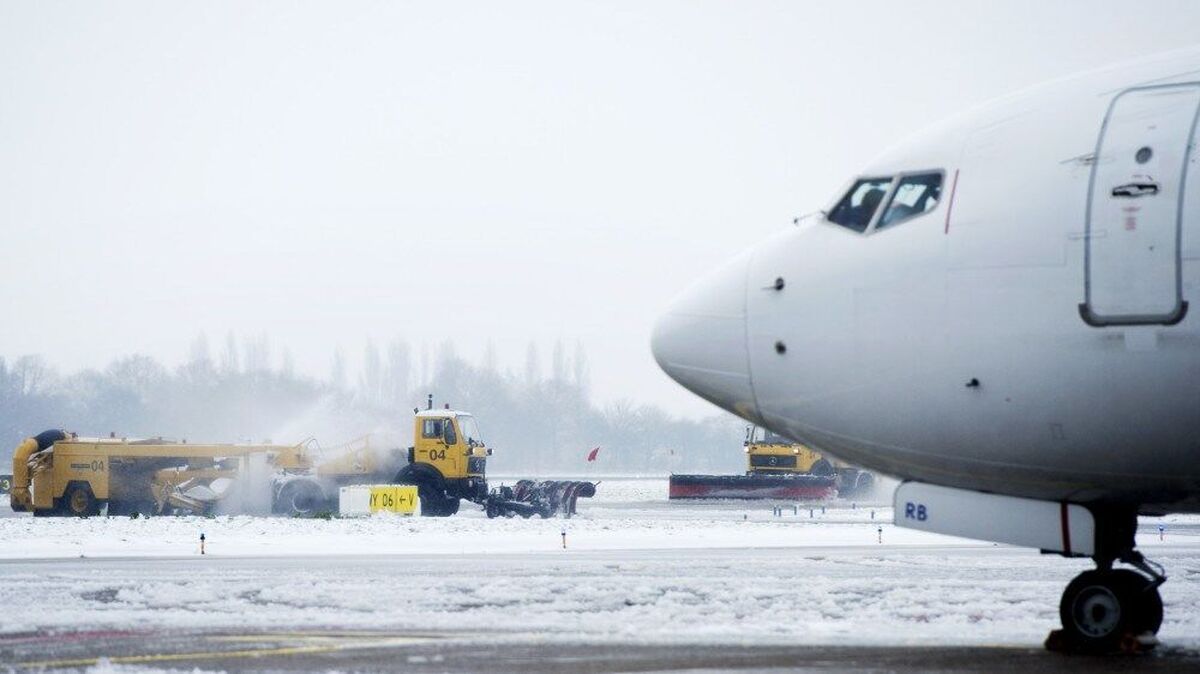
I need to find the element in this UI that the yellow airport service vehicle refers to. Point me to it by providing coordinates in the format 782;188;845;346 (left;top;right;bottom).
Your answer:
669;426;875;500
9;397;596;518
744;426;875;496
744;427;832;476
393;396;596;517
9;430;316;517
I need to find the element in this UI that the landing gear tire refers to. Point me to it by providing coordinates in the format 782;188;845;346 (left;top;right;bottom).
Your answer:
1058;569;1162;653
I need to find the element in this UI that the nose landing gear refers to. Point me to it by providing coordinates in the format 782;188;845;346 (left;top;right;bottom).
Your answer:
1049;509;1166;654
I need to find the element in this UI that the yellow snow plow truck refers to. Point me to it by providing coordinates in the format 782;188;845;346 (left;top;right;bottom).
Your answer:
8;429;342;517
392;396;596;518
8;398;595;518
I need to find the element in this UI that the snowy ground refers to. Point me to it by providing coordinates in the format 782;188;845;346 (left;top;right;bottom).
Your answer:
3;478;1200;664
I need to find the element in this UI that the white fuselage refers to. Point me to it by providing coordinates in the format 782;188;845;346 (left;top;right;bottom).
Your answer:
653;48;1200;514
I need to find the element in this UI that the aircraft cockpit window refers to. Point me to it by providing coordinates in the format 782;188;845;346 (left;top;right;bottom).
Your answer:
827;177;893;233
876;172;943;230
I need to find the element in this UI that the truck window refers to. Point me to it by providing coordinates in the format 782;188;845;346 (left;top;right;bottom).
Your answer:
458;415;483;445
422;419;444;438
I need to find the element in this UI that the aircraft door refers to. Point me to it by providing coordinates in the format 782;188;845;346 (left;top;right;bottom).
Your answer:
1081;84;1200;326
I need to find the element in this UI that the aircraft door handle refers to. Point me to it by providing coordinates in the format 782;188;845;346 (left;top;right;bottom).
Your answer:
1111;182;1159;198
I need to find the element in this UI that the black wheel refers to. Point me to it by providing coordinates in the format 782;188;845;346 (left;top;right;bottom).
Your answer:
1059;569;1161;653
417;483;458;517
854;471;874;496
61;483;100;517
810;459;834;476
836;469;860;496
275;480;326;516
1120;570;1163;634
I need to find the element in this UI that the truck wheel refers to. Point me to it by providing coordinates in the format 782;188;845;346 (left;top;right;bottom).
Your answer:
276;480;326;516
421;490;459;517
854;471;874;496
811;459;834;476
62;483;100;517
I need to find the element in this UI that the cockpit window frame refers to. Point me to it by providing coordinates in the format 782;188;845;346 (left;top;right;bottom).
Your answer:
868;169;946;234
825;175;896;233
823;169;946;236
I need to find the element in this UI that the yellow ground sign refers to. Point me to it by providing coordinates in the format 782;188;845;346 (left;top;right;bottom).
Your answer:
367;485;418;514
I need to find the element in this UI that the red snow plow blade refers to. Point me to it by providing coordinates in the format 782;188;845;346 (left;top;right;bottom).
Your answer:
669;474;836;500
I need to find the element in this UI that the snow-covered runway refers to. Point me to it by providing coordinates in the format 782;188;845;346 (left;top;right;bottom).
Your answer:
3;479;1200;671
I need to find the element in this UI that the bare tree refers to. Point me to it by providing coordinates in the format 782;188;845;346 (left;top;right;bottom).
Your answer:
551;339;568;382
13;355;51;396
359;340;382;404
523;341;541;387
384;339;411;405
330;347;347;391
572;341;590;396
220;331;240;375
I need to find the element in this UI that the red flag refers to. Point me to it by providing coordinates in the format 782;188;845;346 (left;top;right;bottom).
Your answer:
586;447;600;462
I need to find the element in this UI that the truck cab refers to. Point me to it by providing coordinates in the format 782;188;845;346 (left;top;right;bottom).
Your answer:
744;426;875;497
398;408;491;515
745;426;831;476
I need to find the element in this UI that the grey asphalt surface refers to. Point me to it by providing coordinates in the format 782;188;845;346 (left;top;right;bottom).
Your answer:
6;627;1200;673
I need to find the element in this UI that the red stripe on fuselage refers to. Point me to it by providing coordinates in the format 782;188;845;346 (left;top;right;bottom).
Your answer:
944;169;960;234
1060;502;1072;555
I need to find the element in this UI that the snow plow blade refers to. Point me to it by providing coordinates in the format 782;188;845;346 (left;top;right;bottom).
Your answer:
483;480;597;518
669;473;836;500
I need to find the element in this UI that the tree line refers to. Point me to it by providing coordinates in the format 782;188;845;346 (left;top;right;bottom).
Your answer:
0;335;746;476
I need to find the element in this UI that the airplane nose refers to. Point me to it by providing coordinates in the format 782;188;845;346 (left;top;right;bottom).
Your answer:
651;250;760;422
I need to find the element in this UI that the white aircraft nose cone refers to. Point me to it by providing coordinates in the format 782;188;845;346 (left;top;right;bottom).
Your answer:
652;250;761;422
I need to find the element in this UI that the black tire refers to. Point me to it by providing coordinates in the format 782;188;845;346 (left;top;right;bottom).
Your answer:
1121;570;1164;634
1059;569;1161;653
416;483;459;517
61;483;100;517
854;471;874;496
424;496;459;517
275;480;326;516
396;465;458;517
810;459;834;477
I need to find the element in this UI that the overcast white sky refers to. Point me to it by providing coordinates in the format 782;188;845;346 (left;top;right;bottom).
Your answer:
2;1;1199;417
